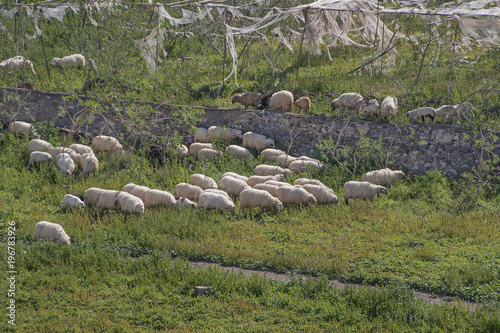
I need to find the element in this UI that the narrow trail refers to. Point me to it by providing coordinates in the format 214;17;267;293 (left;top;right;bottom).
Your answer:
190;261;478;312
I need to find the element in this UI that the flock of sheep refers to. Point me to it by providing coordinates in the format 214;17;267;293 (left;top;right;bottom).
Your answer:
0;54;86;76
232;90;473;124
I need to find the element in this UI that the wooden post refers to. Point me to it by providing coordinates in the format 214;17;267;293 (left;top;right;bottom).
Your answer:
295;8;309;88
223;9;227;83
40;33;51;80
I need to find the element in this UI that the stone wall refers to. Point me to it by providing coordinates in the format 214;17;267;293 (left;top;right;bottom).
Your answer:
1;87;499;176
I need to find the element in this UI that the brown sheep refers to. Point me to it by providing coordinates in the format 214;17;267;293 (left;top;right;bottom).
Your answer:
294;96;311;113
232;92;263;109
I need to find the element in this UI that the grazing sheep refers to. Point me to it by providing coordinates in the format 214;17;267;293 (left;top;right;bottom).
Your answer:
174;183;203;202
268;90;294;113
123;183;150;202
194;127;209;143
232;92;263;109
288;159;322;174
295;96;311;113
254;164;285;176
69;143;93;155
84;187;106;207
302;184;338;205
35;221;70;245
172;144;189;159
263;180;293;187
226;145;254;160
28;151;52;166
117;191;145;215
190;174;218;190
343;181;388;204
62;194;85;209
92;135;123;154
8;121;38;137
56;153;75;177
406;107;436;124
293;178;326;187
207;126;243;143
361;168;405;187
260;148;285;163
239;188;283;212
147;143;188;165
80;153;99;178
253;183;279;197
221;176;250;197
198;148;223;160
243;132;275;152
50;54;86;69
0;56;36;75
203;189;231;199
50;147;81;165
29;139;53;153
96;190;121;211
275;186;317;206
143;189;175;209
247;174;284;187
380;96;398;122
434;105;458;122
175;197;197;208
257;93;274;110
276;154;297;168
222;172;248;182
189;142;213;157
456;102;473;121
361;99;380;117
331;92;363;112
198;192;235;214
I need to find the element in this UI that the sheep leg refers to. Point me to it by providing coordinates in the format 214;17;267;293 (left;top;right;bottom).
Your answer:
421;116;426;123
344;198;349;205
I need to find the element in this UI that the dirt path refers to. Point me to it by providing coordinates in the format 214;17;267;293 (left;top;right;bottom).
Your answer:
190;261;478;311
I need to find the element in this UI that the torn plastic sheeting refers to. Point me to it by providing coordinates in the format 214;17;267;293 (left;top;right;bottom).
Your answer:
1;9;17;19
134;26;166;72
41;5;79;22
156;5;213;26
24;6;42;39
455;15;500;46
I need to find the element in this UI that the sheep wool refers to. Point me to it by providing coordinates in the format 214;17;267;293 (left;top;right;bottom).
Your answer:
288;159;322;174
380;96;398;122
35;221;70;245
194;127;209;143
254;164;285;176
226;145;254;160
293;178;325;187
198;192;235;214
50;147;81;165
263;180;293;188
269;90;294;113
92;135;123;154
198;148;222;160
190;174;218;190
361;168;405;187
361;99;380;116
260;148;285;163
203;189;231;199
0;56;36;75
232;92;263;109
80;153;99;178
222;172;248;182
242;132;275;151
189;142;213;156
247;174;284;187
456;102;474;121
143;189;176;209
56;153;75;177
50;54;86;69
276;154;297;168
221;176;250;197
343;181;388;204
84;187;106;207
69;143;94;155
275;186;317;206
29;139;53;153
123;183;151;202
96;190;121;210
302;184;338;205
239;188;284;212
118;191;145;214
175;183;203;202
9;121;38;137
331;92;363;111
253;183;279;197
406;107;436;124
175;197;197;208
62;194;85;209
207;126;243;142
294;96;311;113
28;151;52;166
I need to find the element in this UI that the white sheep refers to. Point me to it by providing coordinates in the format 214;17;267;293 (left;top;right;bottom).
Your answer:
207;126;243;143
56;153;75;177
175;197;197;208
406;107;436;124
232;92;263;109
361;168;405;187
239;188;284;212
9;121;38;137
143;189;175;209
268;90;294;113
198;191;235;214
242;132;275;152
294;96;311;113
226;145;254;160
302;184;338;205
29;139;53;153
28;151;52;166
203;189;231;199
174;183;203;202
190;174;218;190
194;127;209;143
456;102;474;121
0;56;36;75
220;176;250;197
117;191;145;215
380;96;398;122
189;142;213;157
123;183;150;202
343;181;388;204
96;190;121;211
35;221;70;245
80;153;99;178
361;99;380;117
260;148;285;163
275;186;317;206
50;147;81;165
246;174;284;187
50;54;86;69
92;135;123;154
254;164;285;176
434;105;457;122
222;172;248;182
253;183;279;197
198;148;223;160
293;178;326;187
331;92;363;112
276;154;297;168
84;187;106;207
263;180;294;188
69;143;93;155
62;194;85;209
173;144;189;159
288;159;322;174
